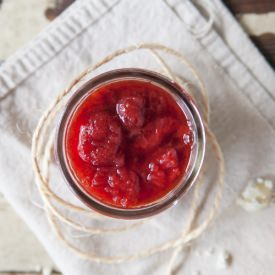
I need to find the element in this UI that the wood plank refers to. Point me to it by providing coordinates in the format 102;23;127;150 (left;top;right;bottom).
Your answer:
250;33;275;68
238;13;275;35
223;1;275;68
0;194;56;272
45;0;76;21
0;0;49;60
223;0;275;14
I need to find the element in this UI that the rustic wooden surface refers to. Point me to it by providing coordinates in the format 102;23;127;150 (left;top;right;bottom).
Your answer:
0;194;59;274
251;33;275;67
44;0;75;21
0;0;274;274
224;0;275;14
225;0;275;68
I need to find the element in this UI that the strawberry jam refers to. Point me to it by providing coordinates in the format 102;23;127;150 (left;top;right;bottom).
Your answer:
65;78;194;209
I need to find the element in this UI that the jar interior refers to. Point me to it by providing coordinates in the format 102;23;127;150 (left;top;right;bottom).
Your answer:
56;69;205;219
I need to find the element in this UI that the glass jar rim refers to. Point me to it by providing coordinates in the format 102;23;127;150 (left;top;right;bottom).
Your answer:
56;68;206;219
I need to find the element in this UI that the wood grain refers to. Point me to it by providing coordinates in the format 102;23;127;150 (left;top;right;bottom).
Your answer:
250;33;275;68
45;0;75;20
223;1;275;68
0;194;55;272
224;0;275;14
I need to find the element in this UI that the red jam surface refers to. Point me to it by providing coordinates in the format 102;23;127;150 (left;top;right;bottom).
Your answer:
65;79;193;208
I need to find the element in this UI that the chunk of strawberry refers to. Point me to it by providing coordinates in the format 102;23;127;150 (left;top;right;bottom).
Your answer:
77;112;122;165
116;97;145;128
104;187;128;208
104;185;120;196
89;145;115;166
77;126;94;162
108;168;140;203
158;148;178;169
108;119;123;145
113;150;125;167
133;117;178;152
167;167;181;182
92;168;109;187
147;148;180;187
147;92;166;115
147;164;166;187
108;168;139;190
88;112;111;140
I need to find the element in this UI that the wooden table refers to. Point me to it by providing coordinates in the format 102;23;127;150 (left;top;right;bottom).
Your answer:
225;0;275;69
0;1;274;274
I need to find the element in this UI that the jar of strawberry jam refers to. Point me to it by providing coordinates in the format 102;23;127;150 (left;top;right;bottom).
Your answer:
56;68;205;219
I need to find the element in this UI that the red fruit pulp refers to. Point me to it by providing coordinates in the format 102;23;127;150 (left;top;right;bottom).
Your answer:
65;79;193;208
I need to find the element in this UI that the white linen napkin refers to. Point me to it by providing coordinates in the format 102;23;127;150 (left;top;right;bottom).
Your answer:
0;0;275;274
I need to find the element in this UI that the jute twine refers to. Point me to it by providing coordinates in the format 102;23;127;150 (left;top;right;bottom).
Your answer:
31;43;225;270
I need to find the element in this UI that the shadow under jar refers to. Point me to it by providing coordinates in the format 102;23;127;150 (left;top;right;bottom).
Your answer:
56;68;205;219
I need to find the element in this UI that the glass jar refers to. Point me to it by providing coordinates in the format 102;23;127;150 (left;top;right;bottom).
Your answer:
56;68;205;219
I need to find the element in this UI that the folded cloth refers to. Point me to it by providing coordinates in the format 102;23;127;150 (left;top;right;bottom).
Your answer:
0;0;275;274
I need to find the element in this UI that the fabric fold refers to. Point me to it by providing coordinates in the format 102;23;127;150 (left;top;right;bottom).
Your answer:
0;1;274;274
